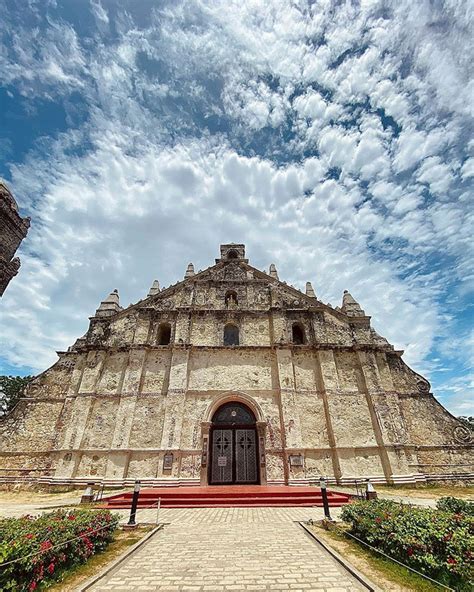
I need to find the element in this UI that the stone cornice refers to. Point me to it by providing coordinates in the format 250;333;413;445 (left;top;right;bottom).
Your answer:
62;341;396;355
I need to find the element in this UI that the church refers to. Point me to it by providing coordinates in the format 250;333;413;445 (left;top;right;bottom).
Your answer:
1;243;472;487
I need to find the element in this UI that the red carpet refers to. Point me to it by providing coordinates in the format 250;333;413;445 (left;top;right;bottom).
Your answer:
100;485;351;509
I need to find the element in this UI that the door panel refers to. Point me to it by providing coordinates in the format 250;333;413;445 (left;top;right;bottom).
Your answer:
235;429;258;483
211;429;233;483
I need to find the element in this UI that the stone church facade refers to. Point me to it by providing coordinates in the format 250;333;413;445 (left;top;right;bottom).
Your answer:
1;244;472;486
0;181;30;297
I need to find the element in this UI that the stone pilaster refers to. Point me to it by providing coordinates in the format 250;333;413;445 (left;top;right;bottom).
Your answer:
60;351;106;453
275;349;303;449
357;350;394;482
256;420;268;485
200;421;211;485
133;311;151;344
160;347;190;450
314;351;342;482
111;350;147;451
174;311;192;344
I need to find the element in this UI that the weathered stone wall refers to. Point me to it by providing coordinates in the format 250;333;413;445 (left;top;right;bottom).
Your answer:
0;246;472;485
0;182;30;296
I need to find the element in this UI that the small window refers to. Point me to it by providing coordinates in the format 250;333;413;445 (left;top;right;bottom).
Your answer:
225;290;238;308
292;323;305;345
224;323;239;346
157;322;171;345
227;249;239;259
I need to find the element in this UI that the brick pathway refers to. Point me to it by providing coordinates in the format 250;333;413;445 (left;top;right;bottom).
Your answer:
89;508;365;592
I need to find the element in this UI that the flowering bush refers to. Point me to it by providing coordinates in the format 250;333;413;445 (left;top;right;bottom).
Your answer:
436;496;474;516
0;509;119;591
341;499;473;590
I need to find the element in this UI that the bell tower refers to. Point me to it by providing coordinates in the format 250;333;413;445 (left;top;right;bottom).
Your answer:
216;243;247;262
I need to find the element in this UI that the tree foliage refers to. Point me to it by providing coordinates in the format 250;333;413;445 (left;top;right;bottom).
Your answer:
0;375;34;417
458;416;474;431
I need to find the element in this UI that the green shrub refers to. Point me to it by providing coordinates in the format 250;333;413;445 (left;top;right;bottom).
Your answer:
0;508;119;591
341;499;473;590
436;496;474;516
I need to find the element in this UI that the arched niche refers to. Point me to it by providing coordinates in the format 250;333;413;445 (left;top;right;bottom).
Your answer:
224;323;239;345
292;322;306;345
157;322;172;345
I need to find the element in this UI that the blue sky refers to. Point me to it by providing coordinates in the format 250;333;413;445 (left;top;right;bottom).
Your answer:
0;0;472;415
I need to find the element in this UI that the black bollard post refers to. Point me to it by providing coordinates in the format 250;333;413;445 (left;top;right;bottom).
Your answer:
127;480;141;526
319;476;331;520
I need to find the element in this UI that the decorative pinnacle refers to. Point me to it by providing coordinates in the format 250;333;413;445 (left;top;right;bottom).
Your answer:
305;281;316;298
185;263;195;278
96;289;122;317
342;290;365;316
147;280;160;297
269;263;279;279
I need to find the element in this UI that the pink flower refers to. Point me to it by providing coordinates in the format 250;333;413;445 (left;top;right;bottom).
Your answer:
448;557;457;565
407;547;413;557
48;562;55;574
29;582;37;592
40;540;52;552
68;514;76;520
25;533;34;539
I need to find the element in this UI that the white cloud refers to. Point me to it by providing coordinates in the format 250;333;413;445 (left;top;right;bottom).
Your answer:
416;156;454;196
0;0;472;418
460;157;474;180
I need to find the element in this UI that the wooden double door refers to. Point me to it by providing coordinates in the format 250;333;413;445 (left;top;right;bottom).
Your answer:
210;427;259;485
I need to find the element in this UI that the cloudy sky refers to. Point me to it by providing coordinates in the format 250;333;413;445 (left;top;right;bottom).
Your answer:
0;0;472;415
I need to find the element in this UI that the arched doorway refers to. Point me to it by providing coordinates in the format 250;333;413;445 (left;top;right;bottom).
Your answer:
209;402;259;485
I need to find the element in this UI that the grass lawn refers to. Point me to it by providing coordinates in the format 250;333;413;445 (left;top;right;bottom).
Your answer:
375;483;474;499
309;523;448;592
0;490;79;503
45;526;154;591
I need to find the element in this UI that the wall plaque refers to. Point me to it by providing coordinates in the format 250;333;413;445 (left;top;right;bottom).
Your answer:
289;454;303;467
163;453;173;471
217;456;227;467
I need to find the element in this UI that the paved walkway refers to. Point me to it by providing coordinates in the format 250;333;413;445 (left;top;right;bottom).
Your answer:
89;508;365;592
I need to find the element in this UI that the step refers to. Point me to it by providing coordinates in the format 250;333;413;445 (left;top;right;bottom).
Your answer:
100;486;350;509
103;488;347;500
105;502;346;509
104;497;349;508
104;493;348;502
101;498;347;508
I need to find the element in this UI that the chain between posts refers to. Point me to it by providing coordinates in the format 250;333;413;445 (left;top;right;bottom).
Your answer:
316;521;456;592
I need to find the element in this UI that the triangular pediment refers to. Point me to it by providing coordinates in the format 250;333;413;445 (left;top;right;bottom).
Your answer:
115;257;348;320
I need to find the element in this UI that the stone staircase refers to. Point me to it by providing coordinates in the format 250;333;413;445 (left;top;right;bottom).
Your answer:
100;485;351;509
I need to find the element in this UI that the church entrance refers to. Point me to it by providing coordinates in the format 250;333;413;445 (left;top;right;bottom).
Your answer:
209;402;259;485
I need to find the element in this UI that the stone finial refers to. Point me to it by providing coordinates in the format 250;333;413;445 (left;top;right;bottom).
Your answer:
305;281;316;298
342;290;365;317
95;289;122;317
147;280;160;297
269;264;279;279
185;263;195;278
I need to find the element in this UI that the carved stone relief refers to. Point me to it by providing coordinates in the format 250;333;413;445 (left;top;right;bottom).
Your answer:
453;425;472;444
375;404;408;444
